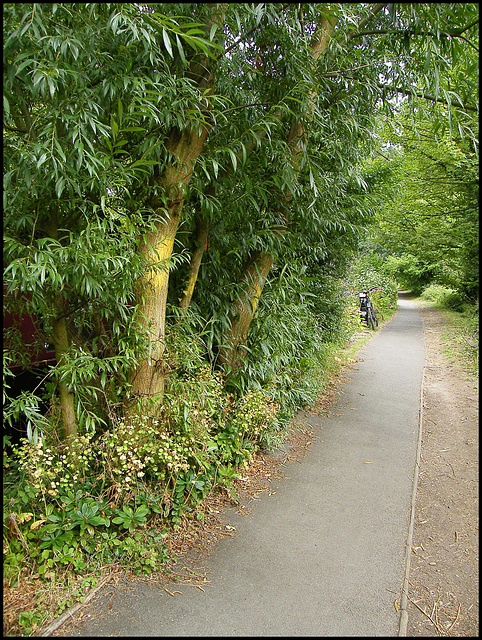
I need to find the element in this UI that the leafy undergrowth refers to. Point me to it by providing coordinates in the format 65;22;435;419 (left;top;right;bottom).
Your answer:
3;370;276;636
429;306;478;377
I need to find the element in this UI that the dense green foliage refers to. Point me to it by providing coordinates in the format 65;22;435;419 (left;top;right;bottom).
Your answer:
372;114;478;298
3;4;478;633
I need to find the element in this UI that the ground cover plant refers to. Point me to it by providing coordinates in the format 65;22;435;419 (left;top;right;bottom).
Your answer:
3;361;278;635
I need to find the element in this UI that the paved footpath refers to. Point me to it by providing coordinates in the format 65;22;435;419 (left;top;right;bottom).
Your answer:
66;295;424;637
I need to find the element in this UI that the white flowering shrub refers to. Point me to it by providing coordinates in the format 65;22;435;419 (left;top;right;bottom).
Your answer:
99;416;193;491
231;391;278;441
12;434;95;498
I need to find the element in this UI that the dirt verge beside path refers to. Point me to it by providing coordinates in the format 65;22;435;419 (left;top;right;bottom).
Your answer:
406;302;478;637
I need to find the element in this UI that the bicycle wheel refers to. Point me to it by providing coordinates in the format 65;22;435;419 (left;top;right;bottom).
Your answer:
372;308;378;328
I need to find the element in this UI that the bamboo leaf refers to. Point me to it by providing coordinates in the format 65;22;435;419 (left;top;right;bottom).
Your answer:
118;98;123;124
175;33;186;64
110;116;118;138
162;28;173;57
228;148;237;172
433;65;439;101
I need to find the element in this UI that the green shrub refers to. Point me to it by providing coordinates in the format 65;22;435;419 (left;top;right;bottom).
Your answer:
442;292;466;311
225;266;330;425
384;253;435;294
420;284;466;311
231;390;278;442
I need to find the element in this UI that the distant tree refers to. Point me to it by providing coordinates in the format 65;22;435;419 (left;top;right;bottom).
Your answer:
373;111;478;297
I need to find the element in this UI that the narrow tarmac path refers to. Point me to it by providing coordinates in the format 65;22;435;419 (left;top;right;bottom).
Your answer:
66;294;425;637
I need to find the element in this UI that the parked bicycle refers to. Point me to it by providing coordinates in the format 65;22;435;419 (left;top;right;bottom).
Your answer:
358;287;379;330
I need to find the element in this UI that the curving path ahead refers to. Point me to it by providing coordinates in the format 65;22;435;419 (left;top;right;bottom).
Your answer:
65;293;425;637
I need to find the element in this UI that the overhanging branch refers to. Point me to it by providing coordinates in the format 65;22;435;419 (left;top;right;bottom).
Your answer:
349;25;479;53
344;3;388;44
379;83;478;113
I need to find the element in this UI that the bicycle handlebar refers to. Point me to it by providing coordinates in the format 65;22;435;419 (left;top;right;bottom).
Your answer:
358;287;378;294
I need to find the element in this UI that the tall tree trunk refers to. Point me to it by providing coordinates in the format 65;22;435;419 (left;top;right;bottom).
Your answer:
218;10;338;375
125;5;227;417
52;293;77;440
179;212;210;310
217;250;275;372
127;206;182;413
126;132;209;415
45;210;78;440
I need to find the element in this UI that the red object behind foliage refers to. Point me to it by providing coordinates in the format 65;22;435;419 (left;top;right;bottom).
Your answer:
3;286;57;373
